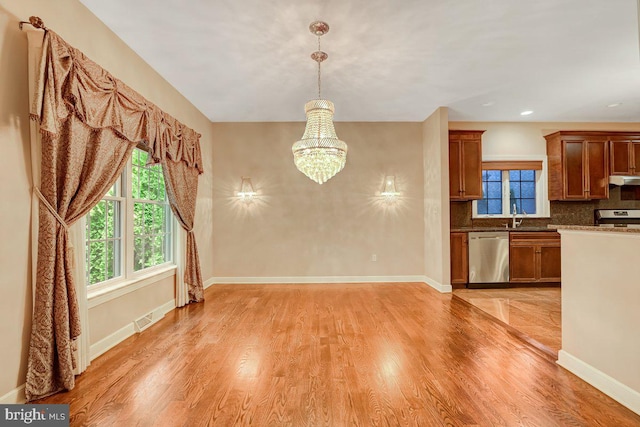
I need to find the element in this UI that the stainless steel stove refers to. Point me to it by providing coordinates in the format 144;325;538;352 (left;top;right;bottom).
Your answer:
594;209;640;228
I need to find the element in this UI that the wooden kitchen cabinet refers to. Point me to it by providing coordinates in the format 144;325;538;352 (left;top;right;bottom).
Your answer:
509;232;561;283
449;130;483;200
546;131;609;200
609;136;640;176
450;232;468;286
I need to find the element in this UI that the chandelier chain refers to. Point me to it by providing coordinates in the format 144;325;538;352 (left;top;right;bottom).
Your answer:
317;36;321;99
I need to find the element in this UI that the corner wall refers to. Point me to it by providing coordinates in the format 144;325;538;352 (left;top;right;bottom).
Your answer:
558;230;640;414
0;0;214;401
422;107;451;291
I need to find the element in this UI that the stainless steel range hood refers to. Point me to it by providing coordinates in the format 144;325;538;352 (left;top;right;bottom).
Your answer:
609;175;640;186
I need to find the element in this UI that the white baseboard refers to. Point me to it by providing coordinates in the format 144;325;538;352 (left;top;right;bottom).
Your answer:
90;299;175;361
90;323;135;361
558;350;640;415
422;275;452;293
154;299;176;318
0;384;25;404
203;276;216;289
210;275;428;285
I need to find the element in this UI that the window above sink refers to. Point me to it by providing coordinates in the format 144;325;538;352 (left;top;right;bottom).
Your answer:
472;156;550;219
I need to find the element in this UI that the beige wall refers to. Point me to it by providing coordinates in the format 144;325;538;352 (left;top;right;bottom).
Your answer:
0;7;32;401
450;121;640;157
559;230;640;409
89;276;175;344
211;122;425;278
0;0;214;399
422;108;451;288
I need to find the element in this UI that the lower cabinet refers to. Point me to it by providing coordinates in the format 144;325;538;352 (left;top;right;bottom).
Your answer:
450;232;468;286
509;232;561;283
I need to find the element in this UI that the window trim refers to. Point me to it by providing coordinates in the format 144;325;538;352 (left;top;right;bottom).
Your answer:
472;155;550;219
88;264;176;307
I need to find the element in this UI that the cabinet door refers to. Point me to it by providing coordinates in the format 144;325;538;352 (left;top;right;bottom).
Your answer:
539;244;561;282
563;140;587;199
450;233;468;285
449;139;463;199
586;138;609;200
510;245;537;282
610;140;633;175
633;142;640;175
461;139;483;199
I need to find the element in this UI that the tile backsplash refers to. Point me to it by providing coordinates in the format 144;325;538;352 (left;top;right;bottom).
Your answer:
450;186;640;228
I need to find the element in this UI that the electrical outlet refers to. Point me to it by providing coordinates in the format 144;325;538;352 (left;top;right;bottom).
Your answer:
371;254;377;262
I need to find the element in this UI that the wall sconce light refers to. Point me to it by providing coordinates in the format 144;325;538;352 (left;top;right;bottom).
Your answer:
237;177;257;202
380;175;400;200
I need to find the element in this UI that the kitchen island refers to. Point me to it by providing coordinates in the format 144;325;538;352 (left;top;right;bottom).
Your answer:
554;225;640;415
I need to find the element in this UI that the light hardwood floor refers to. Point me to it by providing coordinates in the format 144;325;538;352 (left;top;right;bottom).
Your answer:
453;287;561;359
38;283;639;426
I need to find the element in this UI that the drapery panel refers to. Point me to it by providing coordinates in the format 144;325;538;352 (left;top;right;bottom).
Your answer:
163;158;203;303
27;118;136;401
27;30;204;401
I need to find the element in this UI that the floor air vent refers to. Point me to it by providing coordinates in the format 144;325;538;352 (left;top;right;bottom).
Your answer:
134;313;154;333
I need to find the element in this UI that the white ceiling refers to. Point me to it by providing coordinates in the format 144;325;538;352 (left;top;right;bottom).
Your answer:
79;0;640;123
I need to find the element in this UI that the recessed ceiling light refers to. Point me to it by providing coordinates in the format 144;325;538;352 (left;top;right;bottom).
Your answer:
607;103;621;108
482;101;495;107
520;110;533;116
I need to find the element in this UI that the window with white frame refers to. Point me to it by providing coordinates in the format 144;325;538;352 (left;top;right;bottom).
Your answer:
131;149;172;271
472;159;549;218
86;148;173;288
86;183;123;284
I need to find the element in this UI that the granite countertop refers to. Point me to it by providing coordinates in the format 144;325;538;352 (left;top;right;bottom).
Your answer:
551;225;640;234
450;226;557;232
451;225;640;234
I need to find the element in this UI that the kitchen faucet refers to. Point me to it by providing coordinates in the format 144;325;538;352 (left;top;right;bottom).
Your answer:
512;203;526;228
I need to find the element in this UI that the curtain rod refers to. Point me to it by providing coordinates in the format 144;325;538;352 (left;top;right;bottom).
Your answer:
19;16;47;31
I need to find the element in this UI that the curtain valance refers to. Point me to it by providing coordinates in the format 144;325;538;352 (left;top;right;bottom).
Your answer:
33;30;203;173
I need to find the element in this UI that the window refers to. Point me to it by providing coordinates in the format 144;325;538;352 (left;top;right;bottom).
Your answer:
477;169;537;215
508;170;536;215
132;150;172;271
473;165;548;218
86;148;173;288
86;183;122;285
477;170;503;215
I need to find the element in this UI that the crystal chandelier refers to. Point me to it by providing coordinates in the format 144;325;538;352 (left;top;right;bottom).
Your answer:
292;21;347;184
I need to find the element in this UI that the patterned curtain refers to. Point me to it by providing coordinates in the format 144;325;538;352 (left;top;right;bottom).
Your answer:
26;30;204;401
159;116;204;302
163;157;203;303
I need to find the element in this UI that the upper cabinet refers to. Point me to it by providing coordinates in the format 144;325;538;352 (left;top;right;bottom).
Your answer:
449;130;484;200
609;136;640;176
546;131;609;201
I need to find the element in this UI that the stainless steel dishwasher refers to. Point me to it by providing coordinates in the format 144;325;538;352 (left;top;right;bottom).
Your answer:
468;231;510;288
